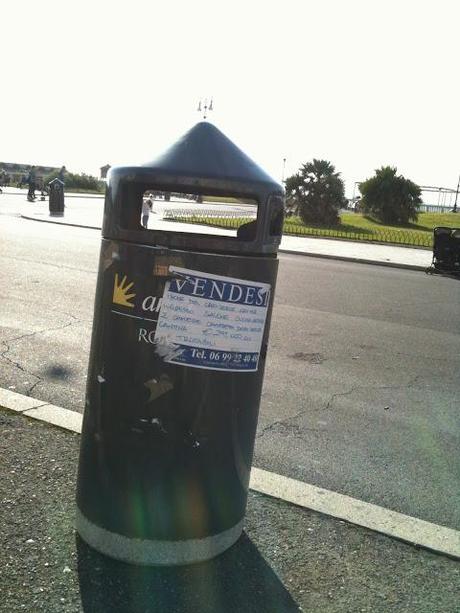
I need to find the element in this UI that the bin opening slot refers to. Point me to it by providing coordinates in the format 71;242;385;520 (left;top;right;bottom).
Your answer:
136;189;259;240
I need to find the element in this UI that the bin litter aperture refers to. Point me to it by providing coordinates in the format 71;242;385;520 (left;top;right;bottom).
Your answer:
76;121;285;565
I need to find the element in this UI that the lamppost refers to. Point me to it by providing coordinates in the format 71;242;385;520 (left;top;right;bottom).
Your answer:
281;157;286;183
453;174;459;213
197;98;213;120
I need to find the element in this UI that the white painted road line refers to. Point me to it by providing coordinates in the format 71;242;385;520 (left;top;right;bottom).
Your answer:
24;403;82;434
250;468;460;560
0;388;47;412
1;387;459;560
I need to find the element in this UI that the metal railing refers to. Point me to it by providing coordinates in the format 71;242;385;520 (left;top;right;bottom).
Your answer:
163;209;433;248
419;204;454;213
164;208;256;220
282;222;431;247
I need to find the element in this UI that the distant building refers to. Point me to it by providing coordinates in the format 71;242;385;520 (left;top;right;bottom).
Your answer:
100;164;111;179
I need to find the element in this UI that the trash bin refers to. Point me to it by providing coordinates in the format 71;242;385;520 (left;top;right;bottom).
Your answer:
76;121;285;565
432;226;460;274
48;178;64;216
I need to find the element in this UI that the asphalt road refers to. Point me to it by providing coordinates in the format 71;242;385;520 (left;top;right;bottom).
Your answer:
1;208;459;532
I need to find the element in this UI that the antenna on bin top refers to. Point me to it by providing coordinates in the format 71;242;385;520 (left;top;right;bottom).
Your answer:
197;97;213;120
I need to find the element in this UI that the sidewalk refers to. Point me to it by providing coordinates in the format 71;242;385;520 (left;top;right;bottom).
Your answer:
2;406;459;613
18;196;433;271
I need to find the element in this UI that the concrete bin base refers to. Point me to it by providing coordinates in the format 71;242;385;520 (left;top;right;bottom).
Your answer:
76;508;243;566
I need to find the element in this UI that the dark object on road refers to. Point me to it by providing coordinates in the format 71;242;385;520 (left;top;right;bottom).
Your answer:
48;178;64;216
76;121;285;566
429;226;460;275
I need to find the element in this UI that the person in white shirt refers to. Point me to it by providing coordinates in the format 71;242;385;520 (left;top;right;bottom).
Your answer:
142;197;153;228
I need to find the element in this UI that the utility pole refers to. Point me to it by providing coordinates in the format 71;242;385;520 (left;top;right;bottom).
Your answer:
453;173;460;213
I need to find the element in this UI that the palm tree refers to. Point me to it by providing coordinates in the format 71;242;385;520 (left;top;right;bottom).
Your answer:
285;159;345;225
359;167;421;224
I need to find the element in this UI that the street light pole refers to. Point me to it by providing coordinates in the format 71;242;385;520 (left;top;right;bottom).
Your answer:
197;98;213;120
453;173;459;213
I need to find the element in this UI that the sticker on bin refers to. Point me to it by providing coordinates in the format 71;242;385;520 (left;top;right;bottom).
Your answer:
154;266;271;372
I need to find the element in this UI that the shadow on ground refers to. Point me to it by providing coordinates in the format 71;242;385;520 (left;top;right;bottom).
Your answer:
77;532;300;613
44;364;73;380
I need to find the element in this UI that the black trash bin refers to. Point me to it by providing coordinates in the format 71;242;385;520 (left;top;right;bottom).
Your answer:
76;122;285;565
48;178;65;216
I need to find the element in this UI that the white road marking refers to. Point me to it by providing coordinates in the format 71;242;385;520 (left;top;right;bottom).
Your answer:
0;388;47;412
1;387;458;559
23;403;82;434
250;468;460;559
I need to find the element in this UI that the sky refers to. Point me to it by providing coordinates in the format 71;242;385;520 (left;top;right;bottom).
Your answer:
2;0;459;198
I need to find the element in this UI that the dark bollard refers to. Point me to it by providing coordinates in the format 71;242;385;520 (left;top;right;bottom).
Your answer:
48;178;65;216
76;122;285;565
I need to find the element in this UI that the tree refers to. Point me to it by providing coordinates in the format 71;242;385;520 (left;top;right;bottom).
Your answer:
285;159;345;226
43;170;105;193
359;166;421;224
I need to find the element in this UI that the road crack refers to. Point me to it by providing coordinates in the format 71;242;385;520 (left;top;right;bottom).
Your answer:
257;376;428;440
257;409;307;440
324;386;361;411
0;318;81;396
257;385;361;440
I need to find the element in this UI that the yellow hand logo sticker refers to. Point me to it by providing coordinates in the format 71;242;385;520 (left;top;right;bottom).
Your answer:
113;274;136;308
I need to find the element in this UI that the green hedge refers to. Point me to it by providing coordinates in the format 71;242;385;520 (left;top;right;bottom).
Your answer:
44;171;104;193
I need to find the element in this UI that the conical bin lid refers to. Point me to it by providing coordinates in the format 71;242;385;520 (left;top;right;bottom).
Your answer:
104;121;283;255
142;122;279;188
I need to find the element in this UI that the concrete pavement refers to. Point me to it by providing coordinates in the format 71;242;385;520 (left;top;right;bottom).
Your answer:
2;406;460;613
3;385;459;560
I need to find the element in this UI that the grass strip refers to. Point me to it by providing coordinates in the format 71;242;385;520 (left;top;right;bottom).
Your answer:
163;211;460;248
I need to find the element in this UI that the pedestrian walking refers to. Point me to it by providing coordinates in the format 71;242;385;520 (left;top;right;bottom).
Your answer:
27;166;37;201
141;197;153;228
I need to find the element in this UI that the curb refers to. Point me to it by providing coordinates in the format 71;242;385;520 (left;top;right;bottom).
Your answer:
20;213;429;272
1;387;459;560
21;213;100;231
279;249;428;272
